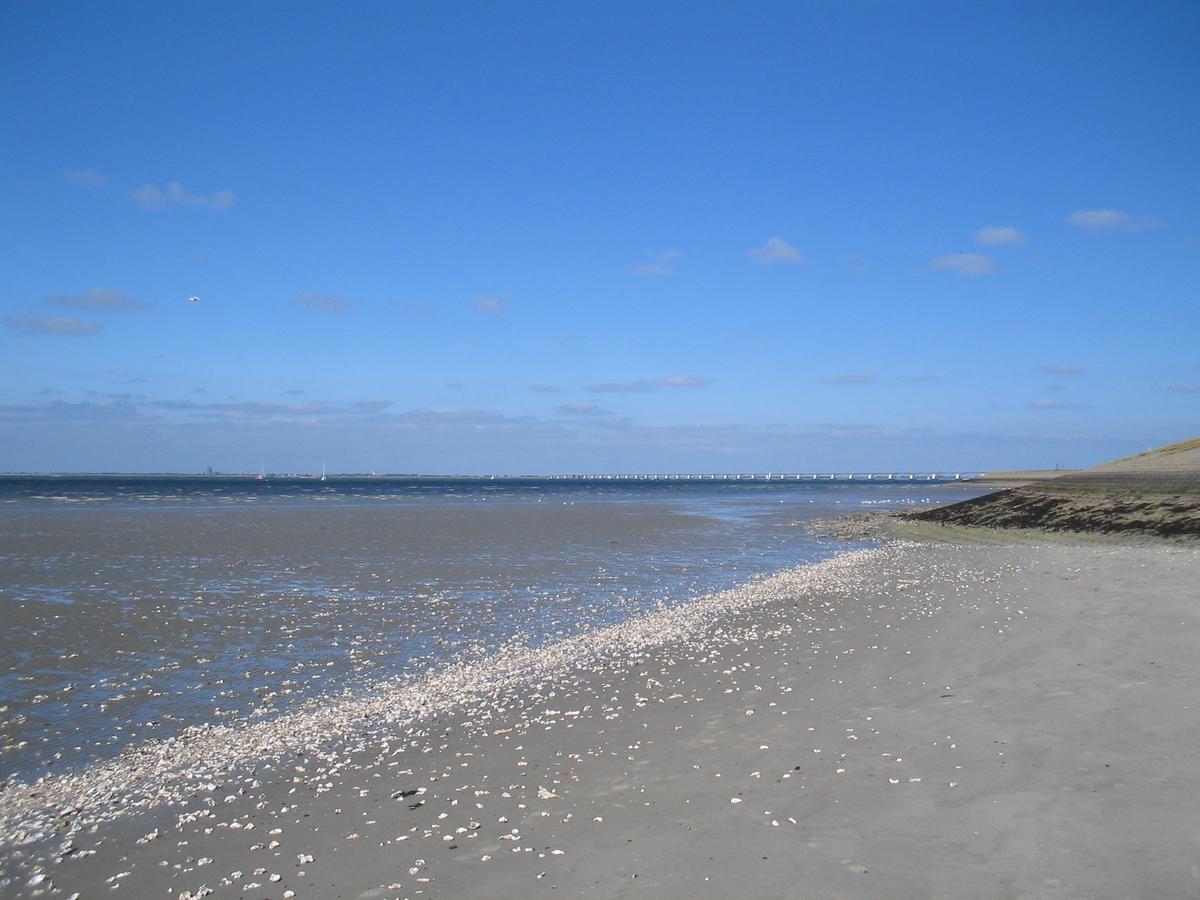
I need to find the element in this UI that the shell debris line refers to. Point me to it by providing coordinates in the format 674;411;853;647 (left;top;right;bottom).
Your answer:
0;548;894;839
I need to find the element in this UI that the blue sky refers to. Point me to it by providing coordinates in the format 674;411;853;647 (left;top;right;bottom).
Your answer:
2;1;1197;473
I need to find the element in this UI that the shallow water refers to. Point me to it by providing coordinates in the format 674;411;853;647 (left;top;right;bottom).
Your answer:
0;477;986;782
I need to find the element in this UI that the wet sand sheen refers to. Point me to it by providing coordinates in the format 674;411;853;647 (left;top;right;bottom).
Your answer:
4;538;1199;898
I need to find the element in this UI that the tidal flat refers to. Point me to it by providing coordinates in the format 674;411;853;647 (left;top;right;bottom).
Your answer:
1;479;978;785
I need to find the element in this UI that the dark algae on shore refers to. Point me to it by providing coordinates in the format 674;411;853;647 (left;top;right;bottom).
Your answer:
910;437;1200;539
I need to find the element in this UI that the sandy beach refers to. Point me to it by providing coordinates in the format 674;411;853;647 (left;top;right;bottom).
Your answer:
3;531;1199;899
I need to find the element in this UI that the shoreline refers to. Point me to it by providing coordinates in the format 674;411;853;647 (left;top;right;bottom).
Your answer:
4;531;1200;897
0;550;884;841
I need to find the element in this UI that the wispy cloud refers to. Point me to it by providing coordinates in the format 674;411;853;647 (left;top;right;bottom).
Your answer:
586;376;708;393
131;181;236;211
294;292;348;313
555;403;611;416
1066;209;1163;231
64;169;107;188
929;253;995;276
47;288;149;311
1038;362;1084;375
350;400;392;414
748;237;805;265
530;384;560;394
5;315;102;335
0;399;157;426
1167;383;1200;394
820;372;878;385
472;295;506;315
1029;399;1085;410
147;398;393;422
586;383;653;394
975;226;1027;247
629;250;683;277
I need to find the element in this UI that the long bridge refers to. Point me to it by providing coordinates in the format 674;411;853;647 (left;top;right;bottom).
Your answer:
535;472;984;482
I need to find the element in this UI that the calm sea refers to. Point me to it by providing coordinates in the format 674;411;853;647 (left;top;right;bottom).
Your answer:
0;475;986;783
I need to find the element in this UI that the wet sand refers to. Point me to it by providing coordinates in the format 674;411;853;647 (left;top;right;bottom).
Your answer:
4;537;1199;898
0;500;795;781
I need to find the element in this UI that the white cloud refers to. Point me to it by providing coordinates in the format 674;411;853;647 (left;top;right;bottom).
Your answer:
1066;209;1163;231
629;250;683;276
6;315;102;335
929;253;995;276
472;295;506;315
131;181;236;211
748;237;805;264
47;288;149;310
64;169;107;187
975;226;1027;247
820;372;878;385
294;292;348;313
1167;384;1200;394
1038;362;1084;375
530;384;560;394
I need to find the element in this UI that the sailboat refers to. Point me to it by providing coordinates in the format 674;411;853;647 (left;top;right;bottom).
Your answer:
320;462;327;482
256;461;267;481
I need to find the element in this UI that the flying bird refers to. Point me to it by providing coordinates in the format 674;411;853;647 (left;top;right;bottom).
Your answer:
188;296;200;302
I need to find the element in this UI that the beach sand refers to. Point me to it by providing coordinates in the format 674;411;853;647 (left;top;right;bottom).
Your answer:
4;536;1199;898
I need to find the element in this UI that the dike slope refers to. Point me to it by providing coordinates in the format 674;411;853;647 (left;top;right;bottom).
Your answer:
909;438;1200;539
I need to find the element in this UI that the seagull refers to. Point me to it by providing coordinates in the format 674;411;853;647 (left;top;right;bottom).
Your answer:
188;295;200;302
